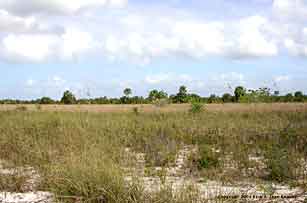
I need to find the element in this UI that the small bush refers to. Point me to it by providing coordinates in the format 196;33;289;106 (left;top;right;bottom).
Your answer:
264;146;299;182
189;102;204;114
197;144;219;169
132;107;139;115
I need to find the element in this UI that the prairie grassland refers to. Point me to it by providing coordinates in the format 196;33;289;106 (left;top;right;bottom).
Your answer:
0;103;307;113
0;104;307;202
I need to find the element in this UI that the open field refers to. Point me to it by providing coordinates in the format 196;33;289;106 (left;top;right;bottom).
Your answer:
1;103;307;113
0;103;307;202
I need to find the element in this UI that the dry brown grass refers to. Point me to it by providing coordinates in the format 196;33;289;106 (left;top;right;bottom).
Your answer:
0;103;307;113
0;105;306;202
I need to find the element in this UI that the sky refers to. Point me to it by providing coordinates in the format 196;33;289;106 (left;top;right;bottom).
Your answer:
0;0;307;99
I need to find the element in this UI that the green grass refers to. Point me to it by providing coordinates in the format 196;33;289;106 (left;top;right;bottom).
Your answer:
0;108;306;202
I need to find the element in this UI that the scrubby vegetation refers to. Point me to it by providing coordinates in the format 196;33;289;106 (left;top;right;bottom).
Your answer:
0;85;306;105
0;105;306;202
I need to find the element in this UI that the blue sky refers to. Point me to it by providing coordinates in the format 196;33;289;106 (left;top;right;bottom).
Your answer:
0;0;307;99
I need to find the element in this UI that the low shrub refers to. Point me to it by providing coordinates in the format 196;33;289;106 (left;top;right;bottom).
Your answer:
189;102;204;114
264;146;299;183
132;107;139;115
197;144;219;169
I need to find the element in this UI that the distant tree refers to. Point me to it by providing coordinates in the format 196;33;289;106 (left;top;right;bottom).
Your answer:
39;97;54;104
173;86;189;103
148;89;168;101
284;93;293;102
179;86;188;95
274;91;280;96
234;86;246;102
208;94;219;103
158;90;168;99
189;93;202;103
123;88;132;97
294;91;304;102
148;89;159;101
222;93;233;103
61;90;77;104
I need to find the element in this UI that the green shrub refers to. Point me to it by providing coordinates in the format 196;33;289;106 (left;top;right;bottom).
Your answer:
189;102;204;114
197;144;219;169
264;146;298;183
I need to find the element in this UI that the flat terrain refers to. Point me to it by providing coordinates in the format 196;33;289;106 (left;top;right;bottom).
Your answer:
0;103;306;202
1;103;307;112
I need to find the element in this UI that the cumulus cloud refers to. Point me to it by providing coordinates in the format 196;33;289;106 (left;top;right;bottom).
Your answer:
1;0;307;63
1;28;95;62
0;9;36;33
284;28;307;57
0;0;128;16
273;0;307;20
103;21;227;63
0;13;280;63
100;14;279;63
2;34;59;62
232;16;278;58
61;28;96;60
0;9;63;34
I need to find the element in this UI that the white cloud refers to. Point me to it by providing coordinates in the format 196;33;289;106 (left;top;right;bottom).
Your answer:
109;0;128;8
100;14;279;63
274;75;291;82
273;0;307;20
1;0;307;64
0;0;128;16
0;9;36;33
2;34;59;62
284;28;307;57
233;16;278;58
145;74;171;85
144;73;195;85
26;79;35;87
49;76;66;87
61;28;95;59
172;21;227;57
1;28;95;62
212;72;246;88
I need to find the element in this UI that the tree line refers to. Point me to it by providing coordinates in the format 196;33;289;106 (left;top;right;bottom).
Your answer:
0;86;306;105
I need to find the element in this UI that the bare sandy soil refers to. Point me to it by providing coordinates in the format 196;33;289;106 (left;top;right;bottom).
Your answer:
1;146;307;203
